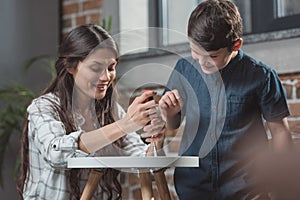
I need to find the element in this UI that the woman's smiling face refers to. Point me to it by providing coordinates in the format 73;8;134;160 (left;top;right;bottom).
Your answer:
68;48;118;100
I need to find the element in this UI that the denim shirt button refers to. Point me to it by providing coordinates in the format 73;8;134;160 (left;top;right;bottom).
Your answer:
212;161;218;166
210;133;215;139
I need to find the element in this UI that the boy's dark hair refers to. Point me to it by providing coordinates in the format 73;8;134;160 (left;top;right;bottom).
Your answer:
188;0;243;51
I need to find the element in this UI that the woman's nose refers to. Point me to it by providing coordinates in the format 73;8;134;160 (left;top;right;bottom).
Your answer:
99;69;110;81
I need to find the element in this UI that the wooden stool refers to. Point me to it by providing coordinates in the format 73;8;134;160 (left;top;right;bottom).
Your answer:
80;169;103;200
153;169;171;200
80;168;171;200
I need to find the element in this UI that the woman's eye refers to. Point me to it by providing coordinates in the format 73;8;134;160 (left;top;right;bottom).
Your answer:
91;66;104;73
108;67;115;72
91;68;101;72
108;64;116;72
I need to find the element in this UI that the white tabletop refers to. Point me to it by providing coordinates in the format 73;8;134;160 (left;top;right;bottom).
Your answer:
67;156;199;168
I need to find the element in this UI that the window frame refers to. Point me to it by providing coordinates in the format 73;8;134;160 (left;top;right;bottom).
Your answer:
151;0;300;45
250;0;300;34
109;0;300;60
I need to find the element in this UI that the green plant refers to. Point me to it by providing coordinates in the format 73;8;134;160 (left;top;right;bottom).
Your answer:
0;84;35;187
0;55;55;187
100;15;112;33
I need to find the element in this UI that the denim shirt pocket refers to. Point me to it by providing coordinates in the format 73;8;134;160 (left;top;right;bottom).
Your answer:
227;95;255;129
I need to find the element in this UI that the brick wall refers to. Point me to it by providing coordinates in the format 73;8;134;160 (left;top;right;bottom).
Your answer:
280;72;300;137
61;0;103;35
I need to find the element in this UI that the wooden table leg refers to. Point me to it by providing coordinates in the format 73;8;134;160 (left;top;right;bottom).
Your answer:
139;171;154;200
80;169;103;200
153;169;171;200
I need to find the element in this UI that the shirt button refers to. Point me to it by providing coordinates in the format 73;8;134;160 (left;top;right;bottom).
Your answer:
213;161;218;166
212;106;217;110
210;133;215;139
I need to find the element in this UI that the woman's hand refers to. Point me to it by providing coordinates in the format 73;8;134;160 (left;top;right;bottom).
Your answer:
79;91;158;153
142;125;166;146
118;90;157;133
140;106;166;156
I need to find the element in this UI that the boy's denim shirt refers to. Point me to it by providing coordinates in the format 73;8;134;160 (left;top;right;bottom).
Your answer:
166;50;290;199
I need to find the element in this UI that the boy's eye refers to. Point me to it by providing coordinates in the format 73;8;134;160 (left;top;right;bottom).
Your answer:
192;50;200;55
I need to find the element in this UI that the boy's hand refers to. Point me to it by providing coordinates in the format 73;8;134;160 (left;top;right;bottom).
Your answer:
159;89;182;121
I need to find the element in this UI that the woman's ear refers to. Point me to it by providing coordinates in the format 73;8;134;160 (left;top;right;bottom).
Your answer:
66;67;76;75
232;38;243;51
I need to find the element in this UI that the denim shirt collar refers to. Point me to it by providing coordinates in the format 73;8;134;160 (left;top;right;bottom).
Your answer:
221;49;243;74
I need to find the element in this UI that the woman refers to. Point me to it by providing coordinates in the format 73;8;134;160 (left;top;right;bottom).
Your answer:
17;24;165;200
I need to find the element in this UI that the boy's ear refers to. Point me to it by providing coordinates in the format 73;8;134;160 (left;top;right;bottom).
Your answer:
232;38;243;51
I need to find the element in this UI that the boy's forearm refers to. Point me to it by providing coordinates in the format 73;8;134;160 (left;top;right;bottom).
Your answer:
166;112;181;130
267;118;292;151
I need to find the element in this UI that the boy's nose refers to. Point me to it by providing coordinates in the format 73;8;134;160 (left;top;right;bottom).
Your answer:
197;56;208;66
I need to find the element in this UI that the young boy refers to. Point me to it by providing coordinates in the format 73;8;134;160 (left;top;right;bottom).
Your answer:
159;0;291;199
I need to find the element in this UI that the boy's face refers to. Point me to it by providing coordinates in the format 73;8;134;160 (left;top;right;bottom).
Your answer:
189;40;238;74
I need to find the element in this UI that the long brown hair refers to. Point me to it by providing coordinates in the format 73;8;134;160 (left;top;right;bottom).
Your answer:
17;24;122;200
